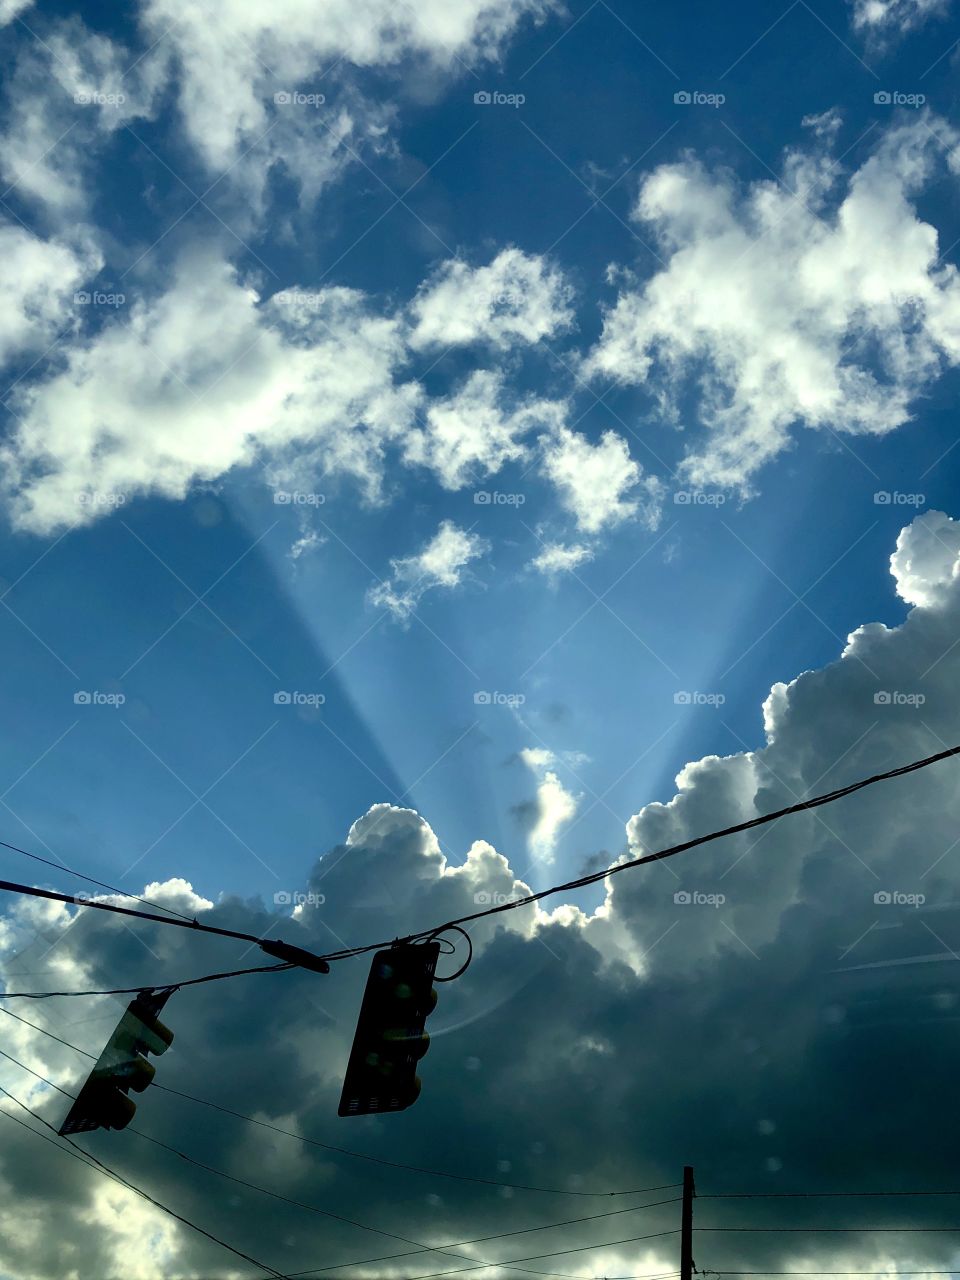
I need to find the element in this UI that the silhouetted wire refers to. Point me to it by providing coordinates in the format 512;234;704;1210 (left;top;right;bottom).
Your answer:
0;1036;685;1280
2;744;958;971
0;1082;286;1277
696;1227;960;1233
308;743;960;966
429;926;473;982
0;960;294;998
0;835;196;921
0;1005;682;1201
702;1191;960;1199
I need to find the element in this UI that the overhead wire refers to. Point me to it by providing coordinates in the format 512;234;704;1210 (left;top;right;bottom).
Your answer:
0;743;958;976
0;960;294;999
0;1082;286;1277
0;834;197;921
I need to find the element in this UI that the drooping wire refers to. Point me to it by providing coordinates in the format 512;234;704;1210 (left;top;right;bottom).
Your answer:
0;1004;680;1199
0;960;294;998
0;835;197;922
0;1083;286;1277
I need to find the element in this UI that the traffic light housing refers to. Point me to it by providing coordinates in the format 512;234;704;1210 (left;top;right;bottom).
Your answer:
59;988;175;1135
338;942;440;1117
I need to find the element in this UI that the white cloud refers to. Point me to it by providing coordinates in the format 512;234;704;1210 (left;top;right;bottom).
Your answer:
0;253;421;532
0;223;100;369
585;118;960;493
8;519;960;1273
850;0;949;33
540;424;662;534
0;0;31;25
531;540;594;576
368;519;489;621
890;508;960;607
402;369;566;489
408;248;574;351
518;746;581;862
137;0;553;174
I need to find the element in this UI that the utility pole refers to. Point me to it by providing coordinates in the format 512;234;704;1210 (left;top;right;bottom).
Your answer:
681;1165;696;1280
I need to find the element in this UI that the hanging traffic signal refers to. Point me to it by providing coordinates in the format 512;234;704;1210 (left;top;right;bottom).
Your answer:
338;941;441;1117
59;988;175;1135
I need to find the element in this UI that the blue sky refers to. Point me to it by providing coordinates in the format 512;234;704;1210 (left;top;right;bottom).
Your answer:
6;1;960;1275
1;0;959;909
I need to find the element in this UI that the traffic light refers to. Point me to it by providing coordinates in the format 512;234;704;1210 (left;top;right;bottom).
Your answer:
338;941;441;1117
59;988;175;1135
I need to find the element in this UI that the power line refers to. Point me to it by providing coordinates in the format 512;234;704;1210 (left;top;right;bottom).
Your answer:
0;873;331;974
695;1227;960;1233
0;960;294;998
0;1037;683;1280
1;742;957;973
702;1192;960;1199
0;1083;286;1277
0;835;195;922
0;1003;676;1199
309;742;960;966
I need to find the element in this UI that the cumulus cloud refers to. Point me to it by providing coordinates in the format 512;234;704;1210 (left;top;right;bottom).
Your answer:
585;118;960;493
8;515;960;1275
890;508;960;607
402;370;567;490
367;519;490;621
540;424;662;534
408;249;574;351
0;223;100;369
0;253;421;532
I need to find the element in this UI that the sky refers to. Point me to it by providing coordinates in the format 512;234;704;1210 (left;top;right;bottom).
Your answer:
3;0;960;1276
